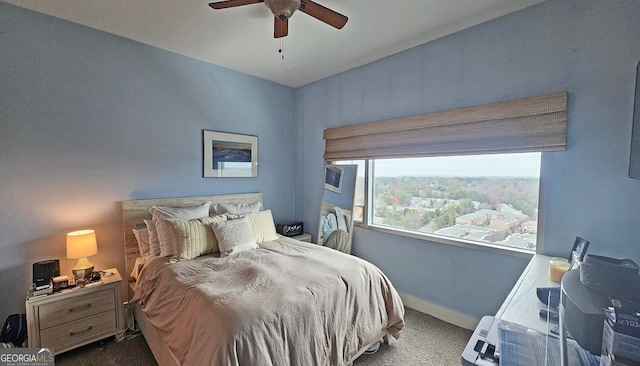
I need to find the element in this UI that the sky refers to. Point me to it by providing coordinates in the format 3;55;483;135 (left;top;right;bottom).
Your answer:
371;152;541;178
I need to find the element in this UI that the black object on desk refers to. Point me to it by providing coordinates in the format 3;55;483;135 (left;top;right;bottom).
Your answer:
539;309;560;322
536;286;560;308
561;269;610;355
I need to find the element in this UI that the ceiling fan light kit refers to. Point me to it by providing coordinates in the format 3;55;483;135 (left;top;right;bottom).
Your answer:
209;0;348;38
265;0;300;20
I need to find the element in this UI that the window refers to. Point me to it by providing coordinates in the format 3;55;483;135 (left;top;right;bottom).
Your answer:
336;153;540;251
325;93;565;253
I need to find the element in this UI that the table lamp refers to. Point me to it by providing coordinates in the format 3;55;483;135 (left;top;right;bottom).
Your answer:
66;229;98;278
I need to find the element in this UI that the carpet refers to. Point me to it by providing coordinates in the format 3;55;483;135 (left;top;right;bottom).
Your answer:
356;307;473;365
53;307;472;365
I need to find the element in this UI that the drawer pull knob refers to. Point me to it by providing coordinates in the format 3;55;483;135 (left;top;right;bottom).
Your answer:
69;304;92;312
69;326;93;336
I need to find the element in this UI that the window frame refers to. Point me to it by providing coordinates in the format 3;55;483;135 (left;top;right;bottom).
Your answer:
346;158;542;259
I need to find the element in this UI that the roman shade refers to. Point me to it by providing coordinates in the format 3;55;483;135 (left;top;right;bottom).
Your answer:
323;92;567;161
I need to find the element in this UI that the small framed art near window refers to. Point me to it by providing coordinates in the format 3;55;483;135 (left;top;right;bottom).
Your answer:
203;130;258;177
324;165;344;193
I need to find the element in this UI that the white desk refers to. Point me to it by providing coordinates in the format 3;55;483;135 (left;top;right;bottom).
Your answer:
462;254;559;365
496;254;557;333
463;255;603;366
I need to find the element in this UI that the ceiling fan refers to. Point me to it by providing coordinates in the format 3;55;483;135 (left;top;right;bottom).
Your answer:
208;0;348;38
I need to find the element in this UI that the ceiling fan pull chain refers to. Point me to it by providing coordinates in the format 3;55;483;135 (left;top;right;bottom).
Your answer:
279;38;285;60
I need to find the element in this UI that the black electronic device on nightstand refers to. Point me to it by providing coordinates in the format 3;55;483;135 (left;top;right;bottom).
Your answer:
32;259;60;290
276;221;303;237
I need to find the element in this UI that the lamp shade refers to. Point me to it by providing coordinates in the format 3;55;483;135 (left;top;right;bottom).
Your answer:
66;229;98;259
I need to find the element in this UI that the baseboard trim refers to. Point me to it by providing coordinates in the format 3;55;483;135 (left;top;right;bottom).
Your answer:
399;292;479;331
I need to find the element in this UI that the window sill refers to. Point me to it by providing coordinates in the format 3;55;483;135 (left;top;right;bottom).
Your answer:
354;223;536;259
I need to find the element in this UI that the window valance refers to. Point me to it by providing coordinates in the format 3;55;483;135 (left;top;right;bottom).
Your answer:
323;92;567;161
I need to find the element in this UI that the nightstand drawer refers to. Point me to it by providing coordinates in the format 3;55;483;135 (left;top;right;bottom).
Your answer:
40;309;117;351
38;288;115;329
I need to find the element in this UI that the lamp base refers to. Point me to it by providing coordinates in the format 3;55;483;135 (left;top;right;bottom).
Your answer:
72;266;94;280
72;257;95;280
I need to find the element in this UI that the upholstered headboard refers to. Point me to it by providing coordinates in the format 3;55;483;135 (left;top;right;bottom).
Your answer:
122;193;263;283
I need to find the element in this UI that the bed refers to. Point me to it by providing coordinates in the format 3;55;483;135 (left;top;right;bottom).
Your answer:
122;193;405;366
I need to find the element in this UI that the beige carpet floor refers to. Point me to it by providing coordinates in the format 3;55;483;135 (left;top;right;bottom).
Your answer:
54;307;472;365
356;307;473;365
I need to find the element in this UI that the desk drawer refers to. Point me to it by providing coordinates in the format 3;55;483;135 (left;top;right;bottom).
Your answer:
39;310;117;351
38;288;115;329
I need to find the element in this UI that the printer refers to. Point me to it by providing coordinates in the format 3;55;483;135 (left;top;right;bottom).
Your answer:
461;316;501;365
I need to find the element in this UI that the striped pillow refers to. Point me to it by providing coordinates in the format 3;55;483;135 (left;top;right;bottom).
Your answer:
244;210;279;243
225;210;279;243
166;214;227;262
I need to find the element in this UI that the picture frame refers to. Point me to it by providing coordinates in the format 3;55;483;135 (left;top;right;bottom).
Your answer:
570;236;590;267
203;130;258;178
629;59;640;178
324;165;344;194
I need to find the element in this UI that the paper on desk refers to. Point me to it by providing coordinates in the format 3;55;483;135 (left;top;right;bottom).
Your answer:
499;321;600;366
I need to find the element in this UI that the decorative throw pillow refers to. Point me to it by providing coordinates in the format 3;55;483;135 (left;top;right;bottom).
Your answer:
334;206;349;232
213;202;261;215
167;214;227;263
199;216;228;253
211;217;258;256
132;225;151;257
243;210;279;243
149;201;212;257
144;219;161;256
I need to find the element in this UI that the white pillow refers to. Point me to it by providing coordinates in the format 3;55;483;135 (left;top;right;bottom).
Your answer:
213;202;261;215
132;225;151;256
149;201;212;257
334;206;349;232
166;214;227;262
144;219;161;256
243;210;279;243
211;217;258;256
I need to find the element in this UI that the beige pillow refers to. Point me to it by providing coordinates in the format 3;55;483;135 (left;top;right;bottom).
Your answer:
149;201;212;257
144;219;161;257
211;217;258;256
166;214;227;262
243;210;279;243
132;225;151;256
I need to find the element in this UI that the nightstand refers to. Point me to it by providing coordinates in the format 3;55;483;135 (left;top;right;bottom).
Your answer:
25;268;124;354
291;233;312;242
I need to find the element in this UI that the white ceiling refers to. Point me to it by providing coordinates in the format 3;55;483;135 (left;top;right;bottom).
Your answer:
4;0;544;88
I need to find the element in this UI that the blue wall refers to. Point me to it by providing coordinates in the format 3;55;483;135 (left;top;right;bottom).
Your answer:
0;3;294;318
296;0;640;321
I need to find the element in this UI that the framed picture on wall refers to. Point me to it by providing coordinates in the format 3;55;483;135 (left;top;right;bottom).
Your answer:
324;165;344;193
570;236;590;268
203;130;258;177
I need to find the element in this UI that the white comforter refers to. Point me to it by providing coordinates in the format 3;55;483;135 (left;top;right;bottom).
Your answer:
132;236;405;365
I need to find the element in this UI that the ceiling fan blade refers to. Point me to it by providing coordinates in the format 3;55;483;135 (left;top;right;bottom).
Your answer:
299;0;348;29
208;0;263;10
274;17;289;38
